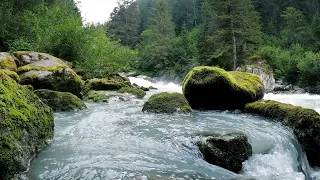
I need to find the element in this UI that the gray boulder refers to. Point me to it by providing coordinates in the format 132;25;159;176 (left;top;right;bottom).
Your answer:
196;133;252;173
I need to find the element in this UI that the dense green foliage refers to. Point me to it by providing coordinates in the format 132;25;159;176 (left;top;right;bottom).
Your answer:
1;0;319;90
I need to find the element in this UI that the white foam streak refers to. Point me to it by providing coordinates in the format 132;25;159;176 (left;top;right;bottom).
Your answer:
129;77;182;93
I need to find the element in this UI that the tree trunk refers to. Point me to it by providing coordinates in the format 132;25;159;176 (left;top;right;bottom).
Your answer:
229;0;237;70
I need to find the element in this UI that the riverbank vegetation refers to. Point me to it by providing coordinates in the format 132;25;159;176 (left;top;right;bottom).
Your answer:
0;0;319;90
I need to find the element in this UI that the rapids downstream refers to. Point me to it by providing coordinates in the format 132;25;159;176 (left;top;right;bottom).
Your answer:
27;77;320;180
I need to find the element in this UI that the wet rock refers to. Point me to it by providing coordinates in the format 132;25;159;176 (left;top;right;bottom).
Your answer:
118;87;146;99
84;91;109;102
84;73;131;93
34;89;87;111
143;92;192;114
196;133;252;173
17;57;83;97
245;100;320;167
0;72;54;180
183;66;264;110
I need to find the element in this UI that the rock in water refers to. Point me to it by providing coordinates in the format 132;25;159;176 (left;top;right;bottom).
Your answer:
196;133;252;173
0;52;17;71
118;87;146;99
142;92;192;114
183;66;264;110
245;100;320;167
0;72;54;179
34;89;87;111
84;73;131;92
17;57;83;97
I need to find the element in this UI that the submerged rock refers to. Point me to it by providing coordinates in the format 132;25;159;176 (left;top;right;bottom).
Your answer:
17;57;83;97
245;100;320;167
118;87;146;99
0;72;54;179
85;91;109;102
85;73;131;92
142;92;192;114
196;133;252;173
34;89;87;111
0;52;17;71
183;66;264;110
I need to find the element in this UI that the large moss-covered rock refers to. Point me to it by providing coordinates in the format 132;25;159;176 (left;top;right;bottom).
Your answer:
118;87;146;99
142;92;192;114
0;72;54;180
17;58;83;97
183;66;264;110
12;51;71;67
196;133;252;173
245;100;320;167
85;73;131;92
34;89;87;111
0;52;17;71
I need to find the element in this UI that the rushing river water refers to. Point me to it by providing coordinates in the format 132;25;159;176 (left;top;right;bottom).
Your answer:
27;77;320;180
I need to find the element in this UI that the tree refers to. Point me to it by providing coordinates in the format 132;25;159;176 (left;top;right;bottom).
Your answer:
138;0;176;76
107;0;141;48
280;7;315;49
198;0;262;70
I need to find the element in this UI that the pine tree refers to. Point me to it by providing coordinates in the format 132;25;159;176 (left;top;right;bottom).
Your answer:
138;0;176;76
199;0;262;70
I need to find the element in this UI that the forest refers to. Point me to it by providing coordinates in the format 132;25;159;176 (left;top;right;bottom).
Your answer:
0;0;319;91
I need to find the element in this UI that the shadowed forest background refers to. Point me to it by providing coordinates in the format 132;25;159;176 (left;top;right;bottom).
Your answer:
0;0;319;90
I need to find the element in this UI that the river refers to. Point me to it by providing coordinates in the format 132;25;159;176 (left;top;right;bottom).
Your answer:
27;77;320;180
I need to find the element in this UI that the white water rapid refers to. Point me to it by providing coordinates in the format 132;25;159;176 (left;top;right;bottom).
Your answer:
27;77;320;180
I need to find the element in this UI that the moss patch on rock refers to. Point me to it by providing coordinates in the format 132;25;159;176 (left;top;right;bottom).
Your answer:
34;89;87;111
245;100;320;167
182;66;264;110
18;59;83;97
118;87;146;99
142;92;192;114
84;73;131;93
85;91;109;102
0;72;54;180
0;52;17;71
0;69;20;83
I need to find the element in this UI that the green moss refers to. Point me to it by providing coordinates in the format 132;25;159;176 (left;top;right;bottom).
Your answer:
34;89;87;111
18;63;83;97
85;91;109;102
182;66;264;110
245;100;320;167
0;54;17;71
118;87;146;99
0;72;54;179
84;74;131;93
142;92;193;114
0;70;20;83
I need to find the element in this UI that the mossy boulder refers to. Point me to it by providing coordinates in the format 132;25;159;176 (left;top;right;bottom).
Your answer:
196;133;252;173
118;87;146;99
0;69;20;83
85;91;109;102
245;100;320;167
0;72;54;179
183;66;264;110
85;73;131;92
0;52;17;71
34;89;87;111
17;58;83;97
12;51;71;67
142;92;192;114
